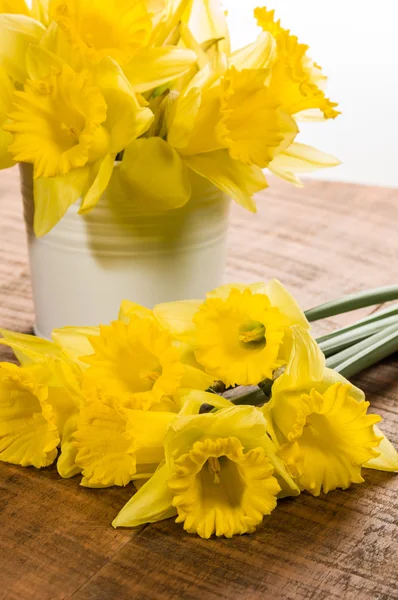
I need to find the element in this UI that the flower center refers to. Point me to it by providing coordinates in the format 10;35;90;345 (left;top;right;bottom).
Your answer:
207;456;221;484
139;369;162;384
238;321;266;349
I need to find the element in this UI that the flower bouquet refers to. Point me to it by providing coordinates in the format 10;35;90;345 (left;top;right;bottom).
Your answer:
0;281;397;539
0;0;340;336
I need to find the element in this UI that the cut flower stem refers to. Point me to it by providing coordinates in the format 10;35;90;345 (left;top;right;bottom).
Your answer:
305;286;398;322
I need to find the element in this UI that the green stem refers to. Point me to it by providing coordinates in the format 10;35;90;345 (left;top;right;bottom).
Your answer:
305;286;398;322
326;323;398;376
317;315;398;357
316;303;398;343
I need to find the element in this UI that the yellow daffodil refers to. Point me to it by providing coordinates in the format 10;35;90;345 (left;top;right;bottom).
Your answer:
0;361;78;470
113;404;299;538
0;363;59;468
264;326;398;495
154;280;310;386
49;0;152;66
73;391;177;488
81;316;213;409
0;14;45;83
255;7;339;120
217;67;298;169
5;48;153;235
47;0;196;93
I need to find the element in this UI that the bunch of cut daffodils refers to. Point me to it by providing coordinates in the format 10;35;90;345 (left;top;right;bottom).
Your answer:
0;0;340;236
1;280;397;539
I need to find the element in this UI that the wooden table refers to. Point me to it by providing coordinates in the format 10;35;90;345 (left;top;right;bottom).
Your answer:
0;167;397;600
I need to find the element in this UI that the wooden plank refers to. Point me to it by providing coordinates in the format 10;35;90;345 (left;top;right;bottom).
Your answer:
0;167;397;599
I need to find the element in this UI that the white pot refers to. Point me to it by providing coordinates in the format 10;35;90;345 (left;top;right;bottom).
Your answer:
20;164;231;339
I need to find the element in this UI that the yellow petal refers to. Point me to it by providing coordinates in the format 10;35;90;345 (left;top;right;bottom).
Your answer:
183;0;230;54
230;31;276;70
154;299;201;345
272;325;325;396
365;426;398;472
26;44;64;80
180;364;214;391
183;149;267;212
178;86;224;155
174;389;231;415
31;0;49;25
52;326;99;367
123;47;197;93
79;155;115;214
113;463;176;528
119;300;153;324
265;279;310;330
33;166;90;236
113;137;191;212
0;129;14;170
269;143;341;184
0;14;45;82
318;368;365;403
0;328;62;365
92;58;154;153
167;86;202;149
57;414;81;478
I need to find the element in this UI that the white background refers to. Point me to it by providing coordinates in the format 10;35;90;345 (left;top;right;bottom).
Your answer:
225;0;398;188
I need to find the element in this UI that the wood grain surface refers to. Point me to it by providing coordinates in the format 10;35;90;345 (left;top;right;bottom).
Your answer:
0;166;397;600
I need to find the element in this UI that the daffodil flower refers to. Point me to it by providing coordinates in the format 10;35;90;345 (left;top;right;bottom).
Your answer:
113;404;299;538
80;316;214;409
47;0;197;92
263;326;398;496
73;391;177;488
0;361;77;469
154;280;310;386
4;47;154;235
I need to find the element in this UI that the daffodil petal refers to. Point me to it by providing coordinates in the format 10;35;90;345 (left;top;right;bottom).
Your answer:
184;149;267;212
269;143;341;184
33;166;90;236
52;326;99;367
154;299;201;345
180;365;214;391
26;44;64;80
365;426;398;472
0;328;62;365
183;0;230;54
31;0;49;25
273;325;324;395
57;416;81;478
118;300;153;324
113;463;176;528
0;129;14;170
79;154;115;214
124;47;197;93
229;31;276;70
116;137;191;211
265;279;310;330
0;14;45;82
